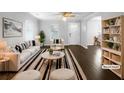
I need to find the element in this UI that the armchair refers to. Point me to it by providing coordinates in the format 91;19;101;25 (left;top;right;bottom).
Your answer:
50;38;64;50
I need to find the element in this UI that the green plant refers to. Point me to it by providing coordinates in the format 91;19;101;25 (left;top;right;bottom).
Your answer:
109;19;116;25
114;44;120;51
39;31;45;44
48;48;53;55
107;42;113;48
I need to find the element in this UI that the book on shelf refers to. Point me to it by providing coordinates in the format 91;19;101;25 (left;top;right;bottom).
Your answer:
115;17;121;25
110;27;120;34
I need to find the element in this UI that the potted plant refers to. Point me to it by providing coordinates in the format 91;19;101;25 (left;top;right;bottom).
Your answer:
39;31;45;47
113;44;120;51
48;48;53;55
107;42;114;49
109;19;116;25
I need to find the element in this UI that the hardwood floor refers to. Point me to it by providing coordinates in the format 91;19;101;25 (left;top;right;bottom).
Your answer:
0;45;121;80
68;45;121;80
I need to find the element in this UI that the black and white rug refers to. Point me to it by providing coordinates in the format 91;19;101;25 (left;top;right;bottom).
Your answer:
14;48;87;80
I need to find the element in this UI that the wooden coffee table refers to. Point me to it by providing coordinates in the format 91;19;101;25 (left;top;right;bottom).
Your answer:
50;44;64;51
50;46;62;51
41;51;65;79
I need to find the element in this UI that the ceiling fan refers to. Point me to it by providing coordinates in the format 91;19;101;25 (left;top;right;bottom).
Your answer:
62;12;75;17
54;12;76;17
54;12;78;21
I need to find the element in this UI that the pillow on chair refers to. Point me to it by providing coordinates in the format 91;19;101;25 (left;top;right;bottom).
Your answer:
56;39;59;44
32;40;36;46
53;39;60;44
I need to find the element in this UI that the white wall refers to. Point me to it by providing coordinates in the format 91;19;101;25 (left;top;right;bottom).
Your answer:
81;12;124;48
40;20;82;45
87;16;102;45
85;12;123;20
40;20;70;45
0;12;40;47
81;19;87;48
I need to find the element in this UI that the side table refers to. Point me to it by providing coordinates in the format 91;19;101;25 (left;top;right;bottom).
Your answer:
0;57;10;80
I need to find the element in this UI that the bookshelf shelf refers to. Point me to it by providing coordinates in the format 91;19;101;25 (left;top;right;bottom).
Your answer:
103;55;110;60
110;69;121;78
102;16;124;79
102;47;121;56
103;25;120;28
109;59;121;65
103;40;121;44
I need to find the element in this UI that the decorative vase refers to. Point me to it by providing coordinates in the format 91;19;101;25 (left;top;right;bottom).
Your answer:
113;36;117;42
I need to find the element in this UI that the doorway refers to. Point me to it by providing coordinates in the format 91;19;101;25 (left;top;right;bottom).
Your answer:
87;16;102;46
68;22;80;45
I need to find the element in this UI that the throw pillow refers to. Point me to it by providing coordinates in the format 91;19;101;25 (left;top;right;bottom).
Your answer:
15;45;22;53
32;40;36;46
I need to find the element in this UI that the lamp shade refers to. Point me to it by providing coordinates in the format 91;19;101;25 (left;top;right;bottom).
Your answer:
35;35;40;39
0;40;7;50
62;17;67;21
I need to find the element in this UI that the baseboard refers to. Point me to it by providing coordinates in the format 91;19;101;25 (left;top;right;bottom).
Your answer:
81;45;88;49
87;44;94;46
44;44;69;46
68;44;81;46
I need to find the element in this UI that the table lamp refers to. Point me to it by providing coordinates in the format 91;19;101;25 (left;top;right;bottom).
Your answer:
0;40;7;59
35;35;40;45
35;35;40;39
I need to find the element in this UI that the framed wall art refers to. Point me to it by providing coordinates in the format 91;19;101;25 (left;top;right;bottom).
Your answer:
3;17;23;37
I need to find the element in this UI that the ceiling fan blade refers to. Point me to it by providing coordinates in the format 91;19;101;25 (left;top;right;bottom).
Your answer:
50;12;76;18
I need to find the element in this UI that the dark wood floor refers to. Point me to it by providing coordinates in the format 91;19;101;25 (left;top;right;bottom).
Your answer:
0;45;121;80
68;45;121;80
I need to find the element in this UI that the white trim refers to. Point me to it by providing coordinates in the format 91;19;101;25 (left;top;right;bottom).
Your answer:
81;44;88;49
68;44;81;46
44;44;69;46
87;44;94;46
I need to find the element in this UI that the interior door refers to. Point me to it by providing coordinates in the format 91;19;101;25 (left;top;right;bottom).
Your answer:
68;22;80;45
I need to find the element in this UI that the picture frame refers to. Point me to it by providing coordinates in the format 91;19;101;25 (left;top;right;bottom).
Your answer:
3;17;23;37
50;24;60;40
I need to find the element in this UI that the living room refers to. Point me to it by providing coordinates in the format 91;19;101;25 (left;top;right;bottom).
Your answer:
0;0;124;93
0;12;124;80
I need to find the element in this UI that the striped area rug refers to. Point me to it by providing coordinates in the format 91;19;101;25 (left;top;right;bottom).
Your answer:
13;48;87;80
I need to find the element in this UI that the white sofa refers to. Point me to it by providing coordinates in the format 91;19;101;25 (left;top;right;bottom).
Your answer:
0;40;40;71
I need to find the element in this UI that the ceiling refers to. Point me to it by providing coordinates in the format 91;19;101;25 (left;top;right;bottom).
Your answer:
30;12;93;21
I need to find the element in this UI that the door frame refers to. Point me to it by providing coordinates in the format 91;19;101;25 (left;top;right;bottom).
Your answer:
67;22;81;45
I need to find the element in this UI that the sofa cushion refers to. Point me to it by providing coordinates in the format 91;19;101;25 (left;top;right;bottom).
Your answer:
29;41;32;47
10;47;19;53
20;45;40;64
24;41;30;49
20;51;32;64
20;43;25;50
15;45;22;53
23;48;36;54
22;43;27;49
30;46;40;51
